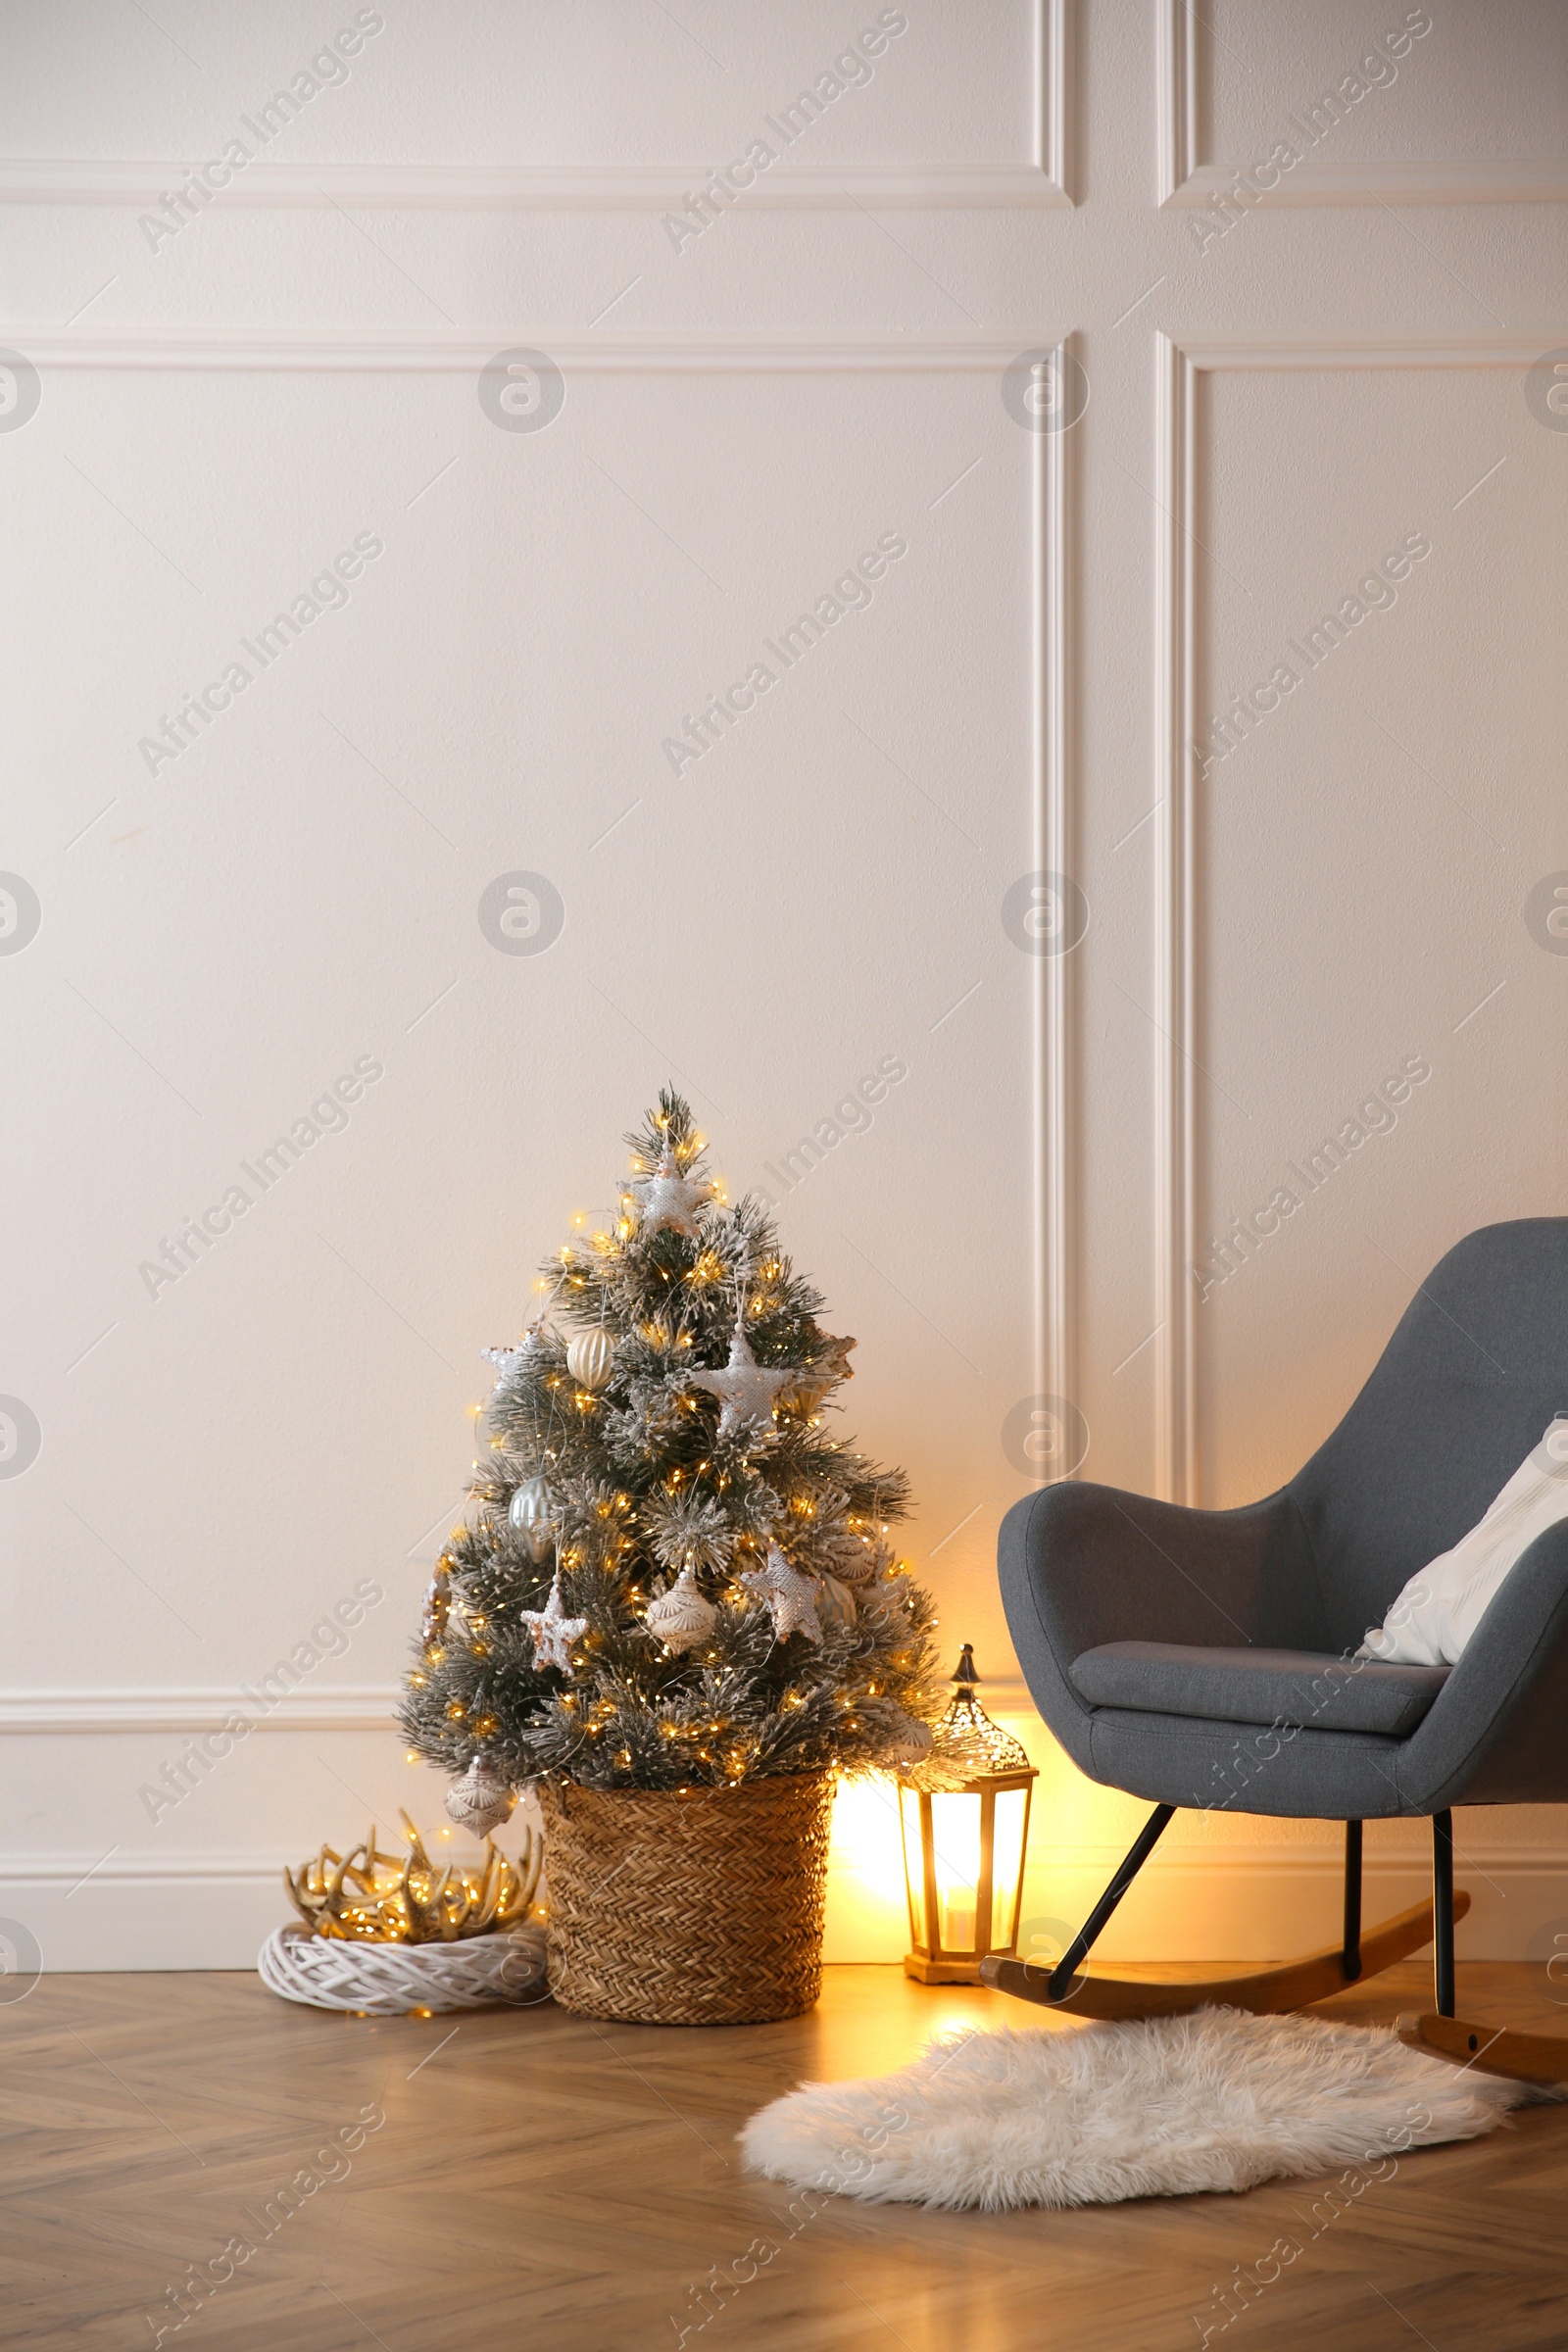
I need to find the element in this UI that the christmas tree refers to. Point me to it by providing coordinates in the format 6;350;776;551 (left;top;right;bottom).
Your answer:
399;1090;941;1818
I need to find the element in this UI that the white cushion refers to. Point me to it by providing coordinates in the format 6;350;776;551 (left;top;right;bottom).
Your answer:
1360;1415;1568;1666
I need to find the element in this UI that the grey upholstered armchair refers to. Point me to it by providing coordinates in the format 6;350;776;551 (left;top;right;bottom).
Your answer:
988;1218;1568;2078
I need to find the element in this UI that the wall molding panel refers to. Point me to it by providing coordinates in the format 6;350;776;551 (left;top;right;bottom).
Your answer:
0;326;1074;1975
14;327;1543;378
1152;330;1199;1507
1;1853;303;1883
1155;0;1568;209
0;1;1072;213
1152;330;1561;1507
0;158;1073;210
8;326;1059;372
0;1687;401;1733
1038;338;1075;1419
7;323;1072;1442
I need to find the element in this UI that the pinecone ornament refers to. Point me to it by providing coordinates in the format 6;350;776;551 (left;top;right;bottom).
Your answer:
785;1332;857;1411
420;1563;451;1647
814;1572;858;1632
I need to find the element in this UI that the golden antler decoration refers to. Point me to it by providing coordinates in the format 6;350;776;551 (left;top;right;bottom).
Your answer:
284;1809;543;1943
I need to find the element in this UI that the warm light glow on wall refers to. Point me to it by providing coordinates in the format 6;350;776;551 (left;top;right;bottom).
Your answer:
822;1775;910;1961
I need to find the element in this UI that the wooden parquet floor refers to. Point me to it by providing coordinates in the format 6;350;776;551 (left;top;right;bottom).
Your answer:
2;1959;1567;2351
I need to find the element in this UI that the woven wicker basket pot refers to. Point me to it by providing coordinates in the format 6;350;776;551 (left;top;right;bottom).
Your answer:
538;1774;834;2025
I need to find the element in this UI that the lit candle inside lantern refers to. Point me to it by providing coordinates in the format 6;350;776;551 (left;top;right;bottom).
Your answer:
941;1891;976;1946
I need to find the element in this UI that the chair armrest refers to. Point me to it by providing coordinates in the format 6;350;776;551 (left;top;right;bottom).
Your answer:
998;1481;1325;1778
1400;1518;1568;1810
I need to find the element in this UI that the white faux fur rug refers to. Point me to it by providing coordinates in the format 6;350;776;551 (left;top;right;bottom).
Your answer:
741;2008;1546;2211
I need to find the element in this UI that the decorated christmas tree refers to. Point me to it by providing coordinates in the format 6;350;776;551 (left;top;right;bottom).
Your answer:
399;1090;941;1828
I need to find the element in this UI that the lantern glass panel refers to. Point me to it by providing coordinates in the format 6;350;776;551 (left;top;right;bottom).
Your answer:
990;1785;1030;1950
929;1789;983;1954
898;1785;928;1947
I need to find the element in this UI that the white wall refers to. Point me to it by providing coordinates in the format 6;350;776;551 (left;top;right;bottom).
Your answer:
1;0;1565;1970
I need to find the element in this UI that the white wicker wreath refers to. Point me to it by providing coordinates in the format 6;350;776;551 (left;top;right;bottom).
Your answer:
259;1923;549;2015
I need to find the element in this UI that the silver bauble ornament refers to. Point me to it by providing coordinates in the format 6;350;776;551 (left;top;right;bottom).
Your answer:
444;1755;516;1838
566;1328;615;1392
508;1476;554;1563
644;1563;718;1656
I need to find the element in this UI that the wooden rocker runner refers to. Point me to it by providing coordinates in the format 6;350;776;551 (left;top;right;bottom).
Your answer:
983;1219;1568;2085
982;1813;1474;2023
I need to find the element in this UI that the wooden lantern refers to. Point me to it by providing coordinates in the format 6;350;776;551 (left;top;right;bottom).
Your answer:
899;1645;1037;1984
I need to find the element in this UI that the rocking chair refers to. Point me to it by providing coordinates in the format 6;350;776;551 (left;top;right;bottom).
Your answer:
984;1217;1568;2083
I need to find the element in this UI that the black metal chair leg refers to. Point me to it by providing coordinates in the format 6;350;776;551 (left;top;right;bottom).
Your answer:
1343;1819;1362;1983
1433;1810;1455;2017
1047;1803;1176;1999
